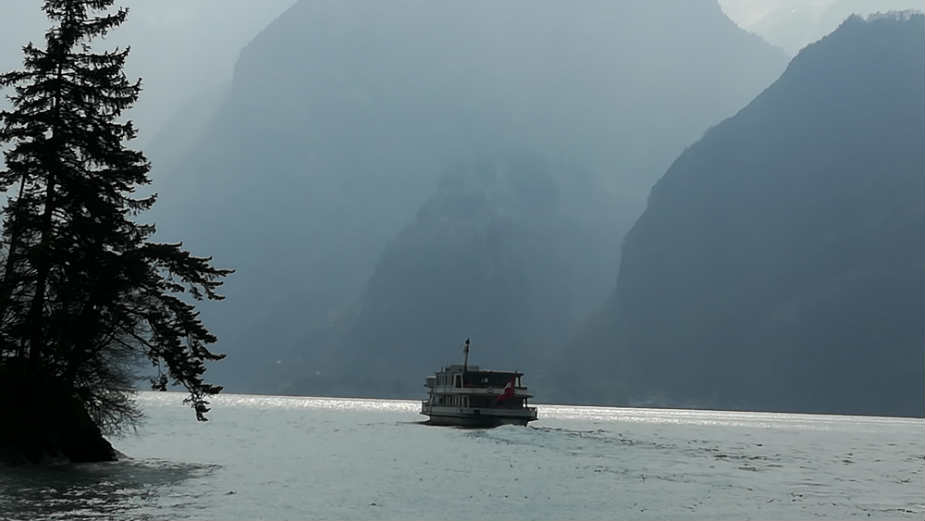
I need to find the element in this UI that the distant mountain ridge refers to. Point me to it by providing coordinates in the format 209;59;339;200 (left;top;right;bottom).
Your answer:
562;13;925;417
149;0;787;392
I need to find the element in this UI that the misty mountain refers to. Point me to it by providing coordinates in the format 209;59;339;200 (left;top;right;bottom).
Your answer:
287;155;632;397
150;0;787;392
562;13;925;417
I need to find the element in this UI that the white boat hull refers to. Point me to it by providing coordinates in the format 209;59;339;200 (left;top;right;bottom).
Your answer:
421;404;537;427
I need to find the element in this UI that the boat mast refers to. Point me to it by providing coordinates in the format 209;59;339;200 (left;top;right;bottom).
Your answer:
463;338;470;372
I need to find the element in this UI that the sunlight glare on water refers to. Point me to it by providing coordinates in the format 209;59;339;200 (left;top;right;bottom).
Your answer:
1;392;922;521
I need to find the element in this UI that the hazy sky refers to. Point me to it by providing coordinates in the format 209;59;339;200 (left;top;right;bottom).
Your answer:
719;0;831;26
2;0;920;143
719;0;924;53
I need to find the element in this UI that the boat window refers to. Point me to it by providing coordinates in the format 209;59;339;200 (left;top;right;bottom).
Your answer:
455;375;461;388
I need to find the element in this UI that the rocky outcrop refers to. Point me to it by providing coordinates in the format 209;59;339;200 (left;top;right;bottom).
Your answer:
1;363;116;465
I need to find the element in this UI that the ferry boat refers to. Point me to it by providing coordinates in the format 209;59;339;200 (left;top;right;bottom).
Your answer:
421;339;538;427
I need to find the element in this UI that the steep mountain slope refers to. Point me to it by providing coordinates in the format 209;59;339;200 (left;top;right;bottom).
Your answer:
566;13;925;416
288;155;627;397
149;0;787;392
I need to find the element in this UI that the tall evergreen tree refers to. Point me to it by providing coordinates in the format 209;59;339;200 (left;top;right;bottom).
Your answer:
0;0;231;434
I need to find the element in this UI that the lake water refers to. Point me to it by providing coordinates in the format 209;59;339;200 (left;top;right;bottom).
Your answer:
1;392;922;520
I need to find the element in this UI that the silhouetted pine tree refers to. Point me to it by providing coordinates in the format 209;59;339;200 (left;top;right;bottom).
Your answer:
0;0;232;432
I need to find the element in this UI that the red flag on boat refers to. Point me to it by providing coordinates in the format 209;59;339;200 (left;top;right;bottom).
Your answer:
495;376;516;403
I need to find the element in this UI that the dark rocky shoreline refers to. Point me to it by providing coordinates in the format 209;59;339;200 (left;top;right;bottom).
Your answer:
1;364;116;465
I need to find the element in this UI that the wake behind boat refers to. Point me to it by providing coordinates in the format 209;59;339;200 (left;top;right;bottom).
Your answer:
420;339;538;427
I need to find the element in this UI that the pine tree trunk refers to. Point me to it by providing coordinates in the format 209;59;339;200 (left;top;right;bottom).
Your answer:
0;176;29;359
26;56;64;368
27;176;56;367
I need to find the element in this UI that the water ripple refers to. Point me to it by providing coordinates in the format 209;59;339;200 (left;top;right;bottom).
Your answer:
0;459;218;521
